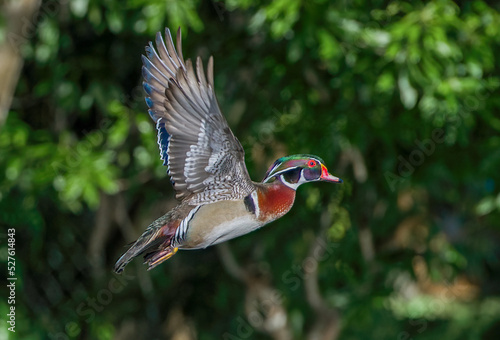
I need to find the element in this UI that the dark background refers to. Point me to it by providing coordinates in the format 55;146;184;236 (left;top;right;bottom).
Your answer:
1;0;500;339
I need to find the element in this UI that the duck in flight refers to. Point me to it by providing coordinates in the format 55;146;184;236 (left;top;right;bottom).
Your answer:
114;28;342;273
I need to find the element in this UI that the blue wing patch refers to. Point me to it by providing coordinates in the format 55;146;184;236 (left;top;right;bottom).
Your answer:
156;118;170;166
143;82;153;96
147;109;157;122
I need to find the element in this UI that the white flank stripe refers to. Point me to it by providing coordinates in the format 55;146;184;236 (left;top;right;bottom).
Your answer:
173;206;200;246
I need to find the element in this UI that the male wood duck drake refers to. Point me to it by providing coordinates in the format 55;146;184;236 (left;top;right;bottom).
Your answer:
114;28;342;273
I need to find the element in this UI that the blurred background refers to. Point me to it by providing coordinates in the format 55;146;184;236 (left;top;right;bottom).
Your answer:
1;0;500;339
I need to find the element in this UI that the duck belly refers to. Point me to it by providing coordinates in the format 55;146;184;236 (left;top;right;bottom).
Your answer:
182;200;263;249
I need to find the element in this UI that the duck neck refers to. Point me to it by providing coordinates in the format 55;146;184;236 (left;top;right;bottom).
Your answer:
255;179;297;223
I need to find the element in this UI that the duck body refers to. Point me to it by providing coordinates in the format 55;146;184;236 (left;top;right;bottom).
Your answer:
181;181;296;249
115;180;297;272
114;29;342;273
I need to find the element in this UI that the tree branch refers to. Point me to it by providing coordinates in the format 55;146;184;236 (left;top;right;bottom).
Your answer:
0;0;41;126
305;210;341;340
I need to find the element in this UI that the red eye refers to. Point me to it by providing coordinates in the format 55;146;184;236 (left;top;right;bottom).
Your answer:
308;160;317;167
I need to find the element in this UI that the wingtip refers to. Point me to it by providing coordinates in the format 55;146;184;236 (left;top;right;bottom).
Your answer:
145;43;155;59
143;82;152;95
155;31;163;44
207;56;214;88
148;109;157;121
176;27;185;65
141;56;152;76
164;27;173;44
165;27;172;37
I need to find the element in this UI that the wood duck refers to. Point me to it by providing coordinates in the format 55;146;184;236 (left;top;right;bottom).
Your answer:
114;28;342;273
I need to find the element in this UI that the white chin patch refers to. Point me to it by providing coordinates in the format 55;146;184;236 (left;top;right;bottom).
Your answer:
280;171;307;190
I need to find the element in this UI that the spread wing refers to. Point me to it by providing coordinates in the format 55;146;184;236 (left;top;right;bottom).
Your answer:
141;28;255;204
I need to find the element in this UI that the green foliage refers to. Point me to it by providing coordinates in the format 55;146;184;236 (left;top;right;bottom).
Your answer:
1;0;500;339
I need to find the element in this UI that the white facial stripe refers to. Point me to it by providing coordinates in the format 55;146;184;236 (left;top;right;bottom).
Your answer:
280;174;299;190
299;170;308;184
264;166;300;183
280;170;307;190
268;162;281;175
